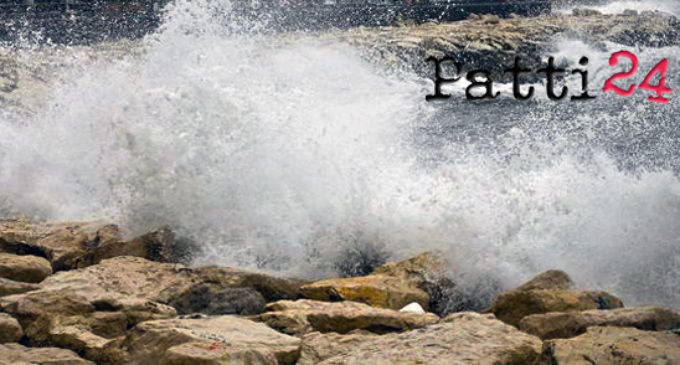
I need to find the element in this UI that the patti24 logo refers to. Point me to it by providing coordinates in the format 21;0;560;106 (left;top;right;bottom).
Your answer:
426;51;673;104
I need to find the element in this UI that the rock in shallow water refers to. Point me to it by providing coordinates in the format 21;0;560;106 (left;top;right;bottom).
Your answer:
519;306;680;340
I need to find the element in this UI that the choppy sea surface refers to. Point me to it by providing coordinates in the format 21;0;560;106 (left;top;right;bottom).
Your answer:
0;0;678;310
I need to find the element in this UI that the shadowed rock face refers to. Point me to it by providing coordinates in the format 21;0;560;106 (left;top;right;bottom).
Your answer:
520;306;680;340
539;326;680;364
0;313;23;343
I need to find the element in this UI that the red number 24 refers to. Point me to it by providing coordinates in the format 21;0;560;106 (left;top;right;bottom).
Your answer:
603;51;673;104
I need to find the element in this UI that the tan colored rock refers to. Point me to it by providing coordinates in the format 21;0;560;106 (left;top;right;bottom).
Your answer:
0;277;39;297
0;342;94;364
163;341;279;365
300;251;451;310
123;315;300;365
49;325;126;364
539;326;680;364
516;270;573;291
258;299;439;335
0;313;23;343
487;289;623;327
298;331;376;365
485;270;623;327
0;253;52;283
0;220;190;270
305;312;541;364
520;306;680;340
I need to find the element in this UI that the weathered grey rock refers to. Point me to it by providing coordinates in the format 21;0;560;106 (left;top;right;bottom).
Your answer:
520;306;680;340
0;313;23;343
258;299;439;336
300;251;451;311
0;277;40;296
123;315;301;365
0;343;94;364
572;8;603;16
169;285;266;316
0;252;52;283
539;326;680;364
301;312;541;364
485;271;623;327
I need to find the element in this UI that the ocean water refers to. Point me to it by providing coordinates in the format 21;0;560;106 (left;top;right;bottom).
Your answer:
0;0;678;310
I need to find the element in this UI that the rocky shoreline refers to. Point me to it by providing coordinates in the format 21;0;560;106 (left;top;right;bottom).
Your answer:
329;9;680;77
0;219;678;364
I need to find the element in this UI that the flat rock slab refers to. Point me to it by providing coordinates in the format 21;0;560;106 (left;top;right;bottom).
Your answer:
520;306;680;339
0;253;52;283
301;312;541;364
539;326;680;364
0;313;23;343
0;343;93;364
124;315;301;365
259;299;439;335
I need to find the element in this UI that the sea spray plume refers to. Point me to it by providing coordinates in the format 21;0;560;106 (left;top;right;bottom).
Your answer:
0;1;679;311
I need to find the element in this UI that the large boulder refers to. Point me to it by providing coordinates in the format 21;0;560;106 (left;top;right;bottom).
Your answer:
258;299;439;336
485;270;623;327
300;312;542;364
300;252;451;311
0;343;94;364
122;315;301;365
0;219;191;271
0;313;23;343
0;277;40;297
539;326;680;364
519;306;680;340
0;252;52;283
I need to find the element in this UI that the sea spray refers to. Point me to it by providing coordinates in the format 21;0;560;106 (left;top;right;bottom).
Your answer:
0;0;679;311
